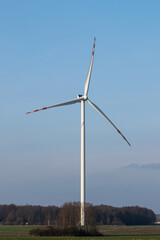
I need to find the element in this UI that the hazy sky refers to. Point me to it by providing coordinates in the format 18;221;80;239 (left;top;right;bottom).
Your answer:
0;0;160;213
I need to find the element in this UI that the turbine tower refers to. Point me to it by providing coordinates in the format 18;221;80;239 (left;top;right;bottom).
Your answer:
26;38;130;227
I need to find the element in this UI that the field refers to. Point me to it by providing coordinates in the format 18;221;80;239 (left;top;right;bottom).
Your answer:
0;225;160;240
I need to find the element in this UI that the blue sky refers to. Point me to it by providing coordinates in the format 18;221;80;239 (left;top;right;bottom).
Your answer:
0;0;160;213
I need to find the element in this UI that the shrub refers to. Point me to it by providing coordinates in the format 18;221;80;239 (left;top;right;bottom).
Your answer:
29;226;102;236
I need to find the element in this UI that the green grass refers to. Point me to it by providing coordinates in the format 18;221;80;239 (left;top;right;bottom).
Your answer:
1;236;160;240
97;225;160;235
0;226;39;232
0;225;42;237
0;225;160;240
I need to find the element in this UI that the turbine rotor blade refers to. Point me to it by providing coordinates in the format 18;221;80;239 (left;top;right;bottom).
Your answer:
26;97;84;114
87;99;131;146
84;37;96;97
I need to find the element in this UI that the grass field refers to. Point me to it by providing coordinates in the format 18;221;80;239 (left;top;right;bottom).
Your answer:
0;225;160;240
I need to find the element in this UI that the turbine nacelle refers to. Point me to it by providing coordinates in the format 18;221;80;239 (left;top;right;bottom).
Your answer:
77;95;88;101
77;94;82;98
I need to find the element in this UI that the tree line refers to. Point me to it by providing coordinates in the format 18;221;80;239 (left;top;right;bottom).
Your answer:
0;203;155;226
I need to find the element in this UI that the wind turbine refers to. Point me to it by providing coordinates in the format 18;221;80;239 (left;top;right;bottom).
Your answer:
26;38;131;227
